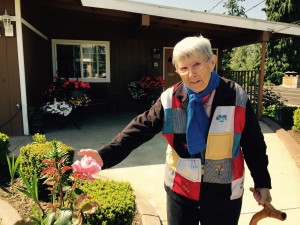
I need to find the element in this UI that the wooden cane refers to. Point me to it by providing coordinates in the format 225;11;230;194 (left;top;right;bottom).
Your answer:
249;187;287;225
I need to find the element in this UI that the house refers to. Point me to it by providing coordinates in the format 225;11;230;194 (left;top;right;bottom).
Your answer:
1;0;300;136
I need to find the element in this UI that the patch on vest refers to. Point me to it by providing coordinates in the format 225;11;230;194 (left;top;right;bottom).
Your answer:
216;114;227;123
203;158;232;184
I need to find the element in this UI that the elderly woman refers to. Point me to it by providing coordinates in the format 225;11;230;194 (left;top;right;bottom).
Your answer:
78;35;272;225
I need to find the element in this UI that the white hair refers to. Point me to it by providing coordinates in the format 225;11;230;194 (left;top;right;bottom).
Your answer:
172;35;213;66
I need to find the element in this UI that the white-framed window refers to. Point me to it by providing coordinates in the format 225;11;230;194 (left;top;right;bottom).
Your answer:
51;39;110;82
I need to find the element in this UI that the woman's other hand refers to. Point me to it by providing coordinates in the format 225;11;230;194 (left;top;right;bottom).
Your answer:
253;188;272;205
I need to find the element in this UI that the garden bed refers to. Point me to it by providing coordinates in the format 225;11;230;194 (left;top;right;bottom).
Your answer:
0;175;142;225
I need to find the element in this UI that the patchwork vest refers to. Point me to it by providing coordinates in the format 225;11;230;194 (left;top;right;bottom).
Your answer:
161;83;247;201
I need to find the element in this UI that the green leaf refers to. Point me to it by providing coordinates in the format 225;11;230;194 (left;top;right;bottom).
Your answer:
73;187;84;195
17;186;33;199
33;173;39;203
18;171;34;195
73;193;87;210
6;155;12;176
53;209;72;225
81;201;100;215
29;215;42;225
6;155;21;186
18;171;40;204
43;176;59;186
44;211;56;225
30;204;43;225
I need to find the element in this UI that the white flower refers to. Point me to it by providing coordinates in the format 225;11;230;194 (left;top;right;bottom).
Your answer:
41;101;73;116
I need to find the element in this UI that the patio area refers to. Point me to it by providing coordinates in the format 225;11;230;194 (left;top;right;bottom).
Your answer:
9;110;168;186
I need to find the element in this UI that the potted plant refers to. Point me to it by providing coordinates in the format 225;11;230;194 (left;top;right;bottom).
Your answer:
41;79;91;117
128;75;164;110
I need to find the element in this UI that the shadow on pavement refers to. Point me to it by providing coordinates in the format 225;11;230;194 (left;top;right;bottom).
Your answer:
9;111;167;168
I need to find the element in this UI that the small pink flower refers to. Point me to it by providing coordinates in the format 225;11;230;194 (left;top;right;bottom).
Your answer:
72;155;101;180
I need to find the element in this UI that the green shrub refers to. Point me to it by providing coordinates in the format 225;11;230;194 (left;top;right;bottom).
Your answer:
261;87;286;119
262;105;279;118
32;133;47;144
79;179;136;225
19;134;74;195
293;108;300;130
0;132;10;165
262;87;286;107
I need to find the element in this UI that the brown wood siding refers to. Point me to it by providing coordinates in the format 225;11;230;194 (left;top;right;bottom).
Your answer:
28;12;188;111
22;25;52;107
0;0;23;136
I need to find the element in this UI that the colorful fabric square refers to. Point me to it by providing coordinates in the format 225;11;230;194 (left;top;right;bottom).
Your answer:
173;172;200;200
206;133;233;160
232;150;244;180
203;158;233;184
161;86;174;109
176;158;202;182
162;108;173;134
162;134;174;148
234;106;246;134
172;93;182;108
235;83;248;107
173;108;187;133
209;106;235;133
230;175;244;200
166;145;179;171
232;133;241;158
164;163;176;191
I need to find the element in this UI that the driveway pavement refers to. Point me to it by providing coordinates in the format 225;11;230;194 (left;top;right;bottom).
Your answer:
6;112;300;225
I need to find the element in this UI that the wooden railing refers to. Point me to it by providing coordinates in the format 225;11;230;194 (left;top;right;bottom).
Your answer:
220;70;260;114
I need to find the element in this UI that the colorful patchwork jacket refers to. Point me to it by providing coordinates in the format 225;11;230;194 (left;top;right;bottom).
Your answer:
98;77;271;209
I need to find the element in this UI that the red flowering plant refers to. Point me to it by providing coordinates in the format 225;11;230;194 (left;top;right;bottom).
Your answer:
128;76;164;105
16;140;101;225
41;79;91;116
62;80;90;93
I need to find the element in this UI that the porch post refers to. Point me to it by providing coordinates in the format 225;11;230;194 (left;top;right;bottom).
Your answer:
257;31;269;120
15;0;29;134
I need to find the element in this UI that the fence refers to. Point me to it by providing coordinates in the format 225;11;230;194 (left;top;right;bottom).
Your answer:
220;70;260;114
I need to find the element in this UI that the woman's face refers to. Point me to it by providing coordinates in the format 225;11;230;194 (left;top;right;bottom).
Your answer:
176;54;217;93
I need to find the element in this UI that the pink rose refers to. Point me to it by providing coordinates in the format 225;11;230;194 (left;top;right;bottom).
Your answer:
72;155;101;180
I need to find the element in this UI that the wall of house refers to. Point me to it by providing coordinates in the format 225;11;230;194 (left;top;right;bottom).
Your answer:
20;3;189;113
22;25;52;108
0;0;23;136
46;15;189;112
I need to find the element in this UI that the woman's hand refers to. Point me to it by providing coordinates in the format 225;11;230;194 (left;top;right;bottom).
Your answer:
77;149;104;167
253;188;272;205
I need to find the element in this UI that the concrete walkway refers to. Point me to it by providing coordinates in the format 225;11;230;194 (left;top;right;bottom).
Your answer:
6;112;300;225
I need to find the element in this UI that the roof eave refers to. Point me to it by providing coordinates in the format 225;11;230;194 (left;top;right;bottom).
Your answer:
81;0;300;37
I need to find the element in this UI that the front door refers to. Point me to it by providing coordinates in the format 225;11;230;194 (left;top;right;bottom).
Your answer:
163;47;181;89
